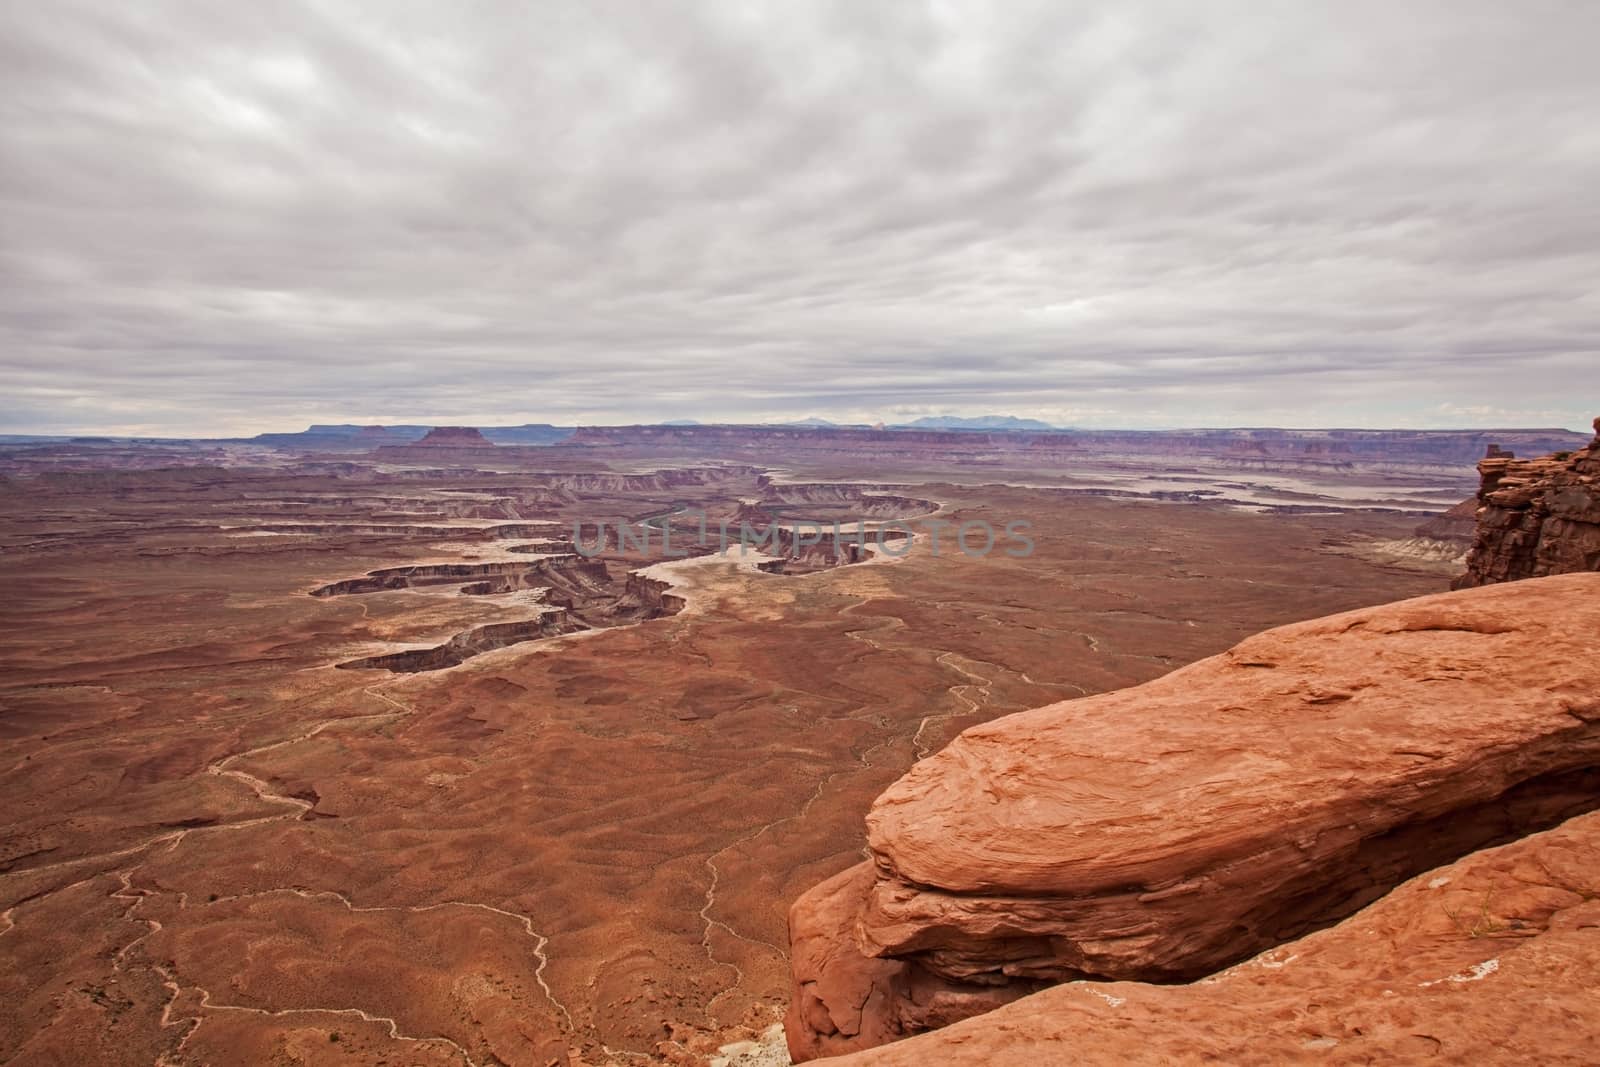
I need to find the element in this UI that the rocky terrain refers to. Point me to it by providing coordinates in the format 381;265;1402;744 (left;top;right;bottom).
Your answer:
0;433;1453;1065
781;418;1600;1064
1455;417;1600;588
816;804;1600;1065
783;573;1600;1059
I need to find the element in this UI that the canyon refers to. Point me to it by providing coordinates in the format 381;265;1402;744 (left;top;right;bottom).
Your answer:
781;424;1600;1064
0;421;1593;1065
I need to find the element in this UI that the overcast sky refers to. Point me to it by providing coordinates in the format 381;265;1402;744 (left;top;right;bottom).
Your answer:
2;1;1596;436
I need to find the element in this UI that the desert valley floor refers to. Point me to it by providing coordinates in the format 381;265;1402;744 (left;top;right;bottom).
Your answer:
0;436;1478;1065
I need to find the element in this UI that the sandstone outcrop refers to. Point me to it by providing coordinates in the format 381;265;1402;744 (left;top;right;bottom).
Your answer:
820;806;1600;1065
1454;417;1600;588
785;572;1600;1060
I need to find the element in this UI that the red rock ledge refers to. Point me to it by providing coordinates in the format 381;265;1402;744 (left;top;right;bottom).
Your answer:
785;572;1600;1060
822;806;1600;1065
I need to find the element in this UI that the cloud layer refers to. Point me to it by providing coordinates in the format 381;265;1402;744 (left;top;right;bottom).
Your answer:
2;0;1597;434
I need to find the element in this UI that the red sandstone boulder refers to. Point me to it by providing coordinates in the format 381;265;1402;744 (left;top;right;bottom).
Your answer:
785;572;1600;1059
822;807;1600;1065
784;865;1038;1058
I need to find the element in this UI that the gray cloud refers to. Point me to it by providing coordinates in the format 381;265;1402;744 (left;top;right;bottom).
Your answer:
1;0;1597;435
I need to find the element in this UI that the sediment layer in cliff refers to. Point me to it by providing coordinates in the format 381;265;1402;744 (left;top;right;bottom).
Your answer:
785;572;1600;1060
1454;416;1600;588
820;806;1600;1066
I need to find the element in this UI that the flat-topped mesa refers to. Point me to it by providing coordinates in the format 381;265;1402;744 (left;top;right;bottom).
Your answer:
784;573;1600;1061
413;425;493;447
367;425;514;464
1454;415;1600;589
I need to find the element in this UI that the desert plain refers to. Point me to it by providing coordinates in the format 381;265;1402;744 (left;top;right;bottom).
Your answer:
0;425;1563;1065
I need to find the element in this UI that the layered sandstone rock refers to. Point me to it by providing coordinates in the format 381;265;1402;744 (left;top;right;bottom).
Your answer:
785;573;1600;1060
1454;417;1600;588
822;807;1600;1065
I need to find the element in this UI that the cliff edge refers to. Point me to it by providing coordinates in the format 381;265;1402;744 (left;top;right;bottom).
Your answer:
819;806;1600;1065
1454;416;1600;588
784;572;1600;1061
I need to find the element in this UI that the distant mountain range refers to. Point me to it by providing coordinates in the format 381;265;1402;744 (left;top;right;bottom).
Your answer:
246;423;575;449
783;415;1061;431
13;416;1588;451
890;415;1060;431
240;415;1061;449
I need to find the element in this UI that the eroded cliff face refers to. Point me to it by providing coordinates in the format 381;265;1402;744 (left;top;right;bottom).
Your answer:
784;572;1600;1061
1454;417;1600;588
